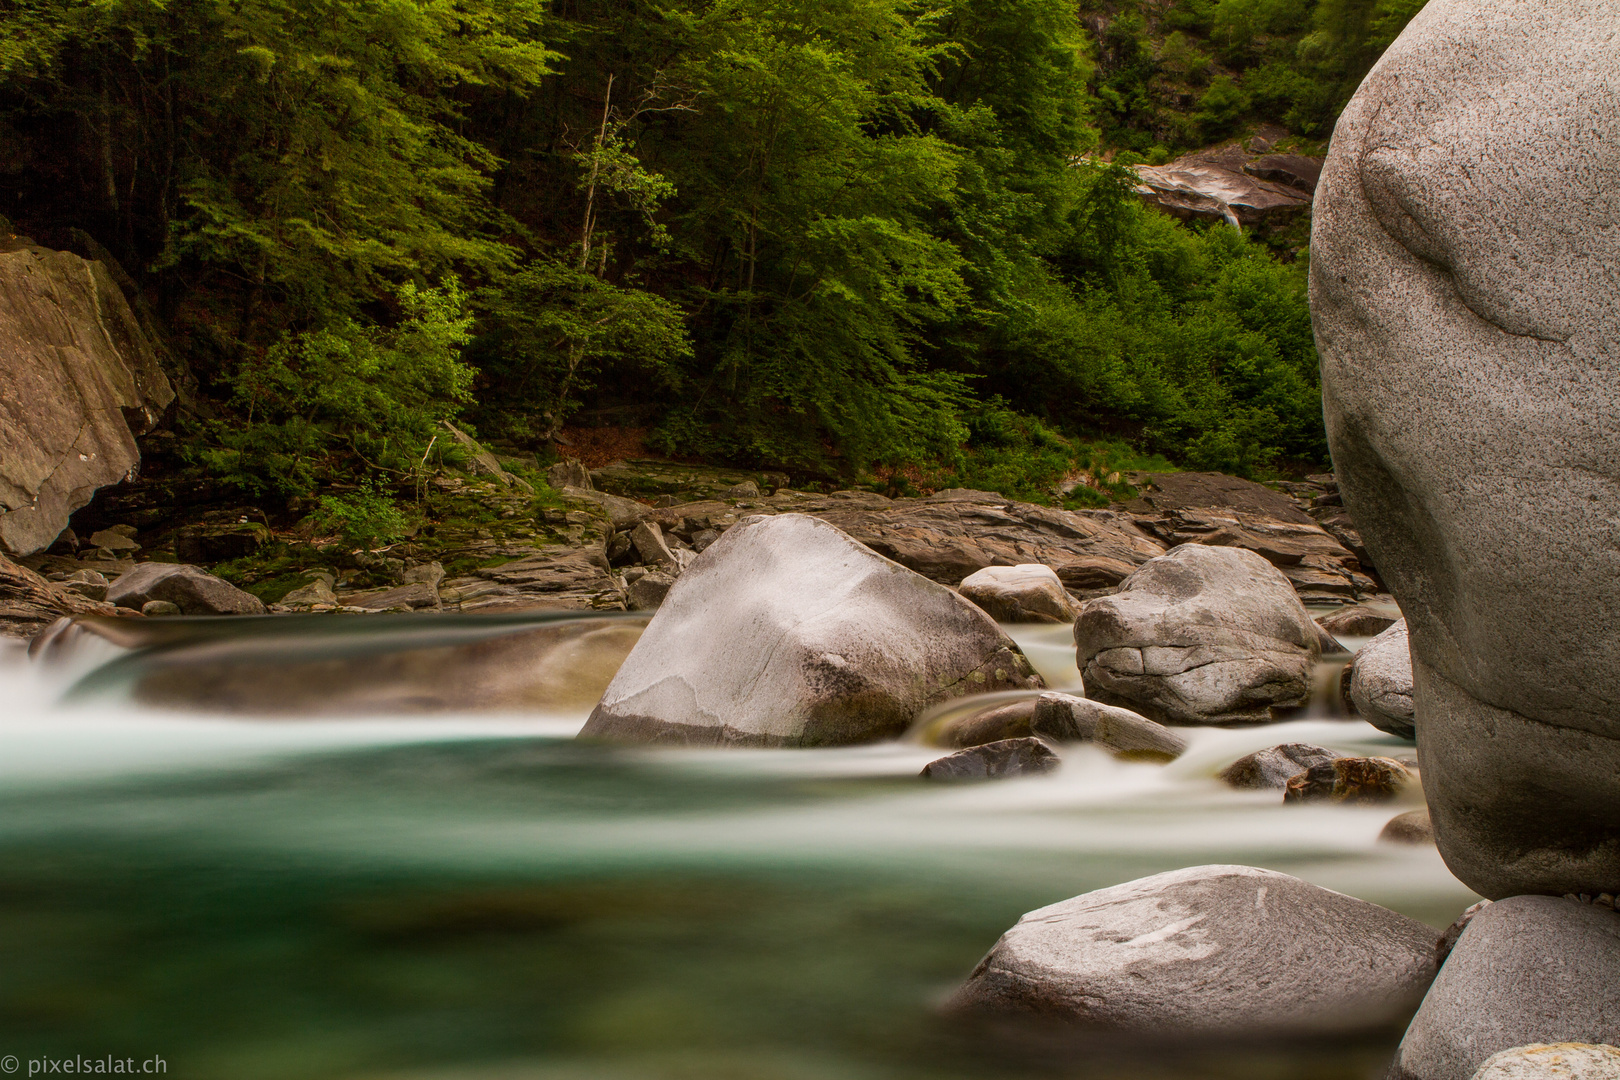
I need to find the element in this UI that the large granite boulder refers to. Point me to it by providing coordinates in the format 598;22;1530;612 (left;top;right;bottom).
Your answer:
0;242;174;555
958;564;1078;623
1073;545;1319;724
1311;0;1620;898
1349;619;1416;739
578;513;1042;746
1390;896;1620;1080
948;865;1437;1037
107;563;265;616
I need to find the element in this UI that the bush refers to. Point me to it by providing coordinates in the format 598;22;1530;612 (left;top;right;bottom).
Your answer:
311;482;413;548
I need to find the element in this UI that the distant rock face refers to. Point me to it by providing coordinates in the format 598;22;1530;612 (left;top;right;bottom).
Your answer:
579;514;1042;747
949;864;1437;1037
1311;0;1620;898
1133;144;1314;228
957;564;1078;624
1390;897;1620;1080
1074;544;1319;724
0;243;174;555
1349;620;1415;739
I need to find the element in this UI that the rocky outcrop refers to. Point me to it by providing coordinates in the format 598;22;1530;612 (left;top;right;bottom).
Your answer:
1349;620;1415;739
0;551;117;638
106;563;265;616
920;737;1059;781
1132;145;1314;229
958;564;1079;623
949;864;1437;1037
1390;897;1620;1080
1074;545;1319;724
1311;0;1620;898
0;242;174;555
1218;743;1338;790
579;514;1042;747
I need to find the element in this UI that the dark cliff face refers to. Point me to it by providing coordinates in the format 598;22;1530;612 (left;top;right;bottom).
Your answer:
0;241;173;555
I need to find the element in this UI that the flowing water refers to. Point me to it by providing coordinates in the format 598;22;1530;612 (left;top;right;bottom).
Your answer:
0;614;1476;1080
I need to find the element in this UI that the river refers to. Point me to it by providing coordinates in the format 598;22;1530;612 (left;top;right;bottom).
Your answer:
0;615;1476;1080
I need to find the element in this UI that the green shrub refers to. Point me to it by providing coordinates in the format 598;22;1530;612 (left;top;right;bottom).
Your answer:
311;482;413;548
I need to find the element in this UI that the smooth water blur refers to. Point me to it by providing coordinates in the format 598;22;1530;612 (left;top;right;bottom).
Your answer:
0;616;1472;1080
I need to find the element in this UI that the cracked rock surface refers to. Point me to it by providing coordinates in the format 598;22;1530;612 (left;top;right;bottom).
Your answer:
1311;0;1620;899
579;513;1042;747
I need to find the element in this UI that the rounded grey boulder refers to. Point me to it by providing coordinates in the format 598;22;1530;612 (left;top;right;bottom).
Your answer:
1349;620;1415;739
1312;0;1620;897
578;513;1042;746
1074;545;1319;724
957;564;1078;624
1390;896;1620;1080
108;563;266;616
949;864;1437;1037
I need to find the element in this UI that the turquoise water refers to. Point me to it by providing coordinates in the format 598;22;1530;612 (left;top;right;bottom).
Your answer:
0;618;1475;1080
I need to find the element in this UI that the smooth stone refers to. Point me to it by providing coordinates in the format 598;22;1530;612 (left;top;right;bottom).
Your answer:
1030;691;1187;760
1391;897;1620;1080
1312;0;1620;898
108;563;266;616
1219;743;1339;790
949;864;1437;1037
1284;756;1413;804
920;737;1059;781
936;699;1038;749
1074;544;1319;724
958;564;1079;624
579;513;1042;746
1469;1044;1620;1080
140;600;181;617
1382;808;1436;846
1350;619;1415;740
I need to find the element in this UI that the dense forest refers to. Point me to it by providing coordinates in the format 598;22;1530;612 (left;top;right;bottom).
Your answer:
0;0;1424;508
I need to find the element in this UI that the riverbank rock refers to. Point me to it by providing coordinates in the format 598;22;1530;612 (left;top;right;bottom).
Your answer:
949;864;1437;1037
920;737;1059;781
1311;0;1620;898
1389;897;1620;1080
1349;620;1415;739
0;242;174;555
0;552;117;638
579;514;1042;746
1284;756;1413;804
1030;692;1187;759
106;563;265;616
1218;743;1339;790
1469;1044;1620;1080
1074;545;1318;724
958;564;1078;623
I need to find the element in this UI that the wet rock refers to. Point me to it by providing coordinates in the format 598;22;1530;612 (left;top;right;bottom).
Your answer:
107;563;266;616
1349;619;1415;739
949;864;1437;1036
935;698;1039;748
1284;756;1413;804
579;513;1042;746
1469;1044;1620;1080
1312;0;1620;900
958;564;1079;624
1030;691;1187;760
630;520;678;568
547;459;592;490
1382;808;1435;845
626;570;676;611
1218;743;1339;790
1390;897;1620;1080
1074;544;1319;724
140;599;181;617
920;737;1059;781
1317;601;1401;638
0;243;174;555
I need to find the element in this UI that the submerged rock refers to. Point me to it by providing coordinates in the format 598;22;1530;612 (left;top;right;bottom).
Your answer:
1284;756;1413;804
1349;620;1415;739
579;514;1042;746
107;563;265;616
920;737;1059;781
933;698;1039;749
1218;743;1338;790
1382;808;1436;846
1468;1044;1620;1080
1074;544;1319;724
1312;0;1620;898
957;564;1078;624
949;864;1437;1037
1391;897;1620;1080
1030;691;1187;760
